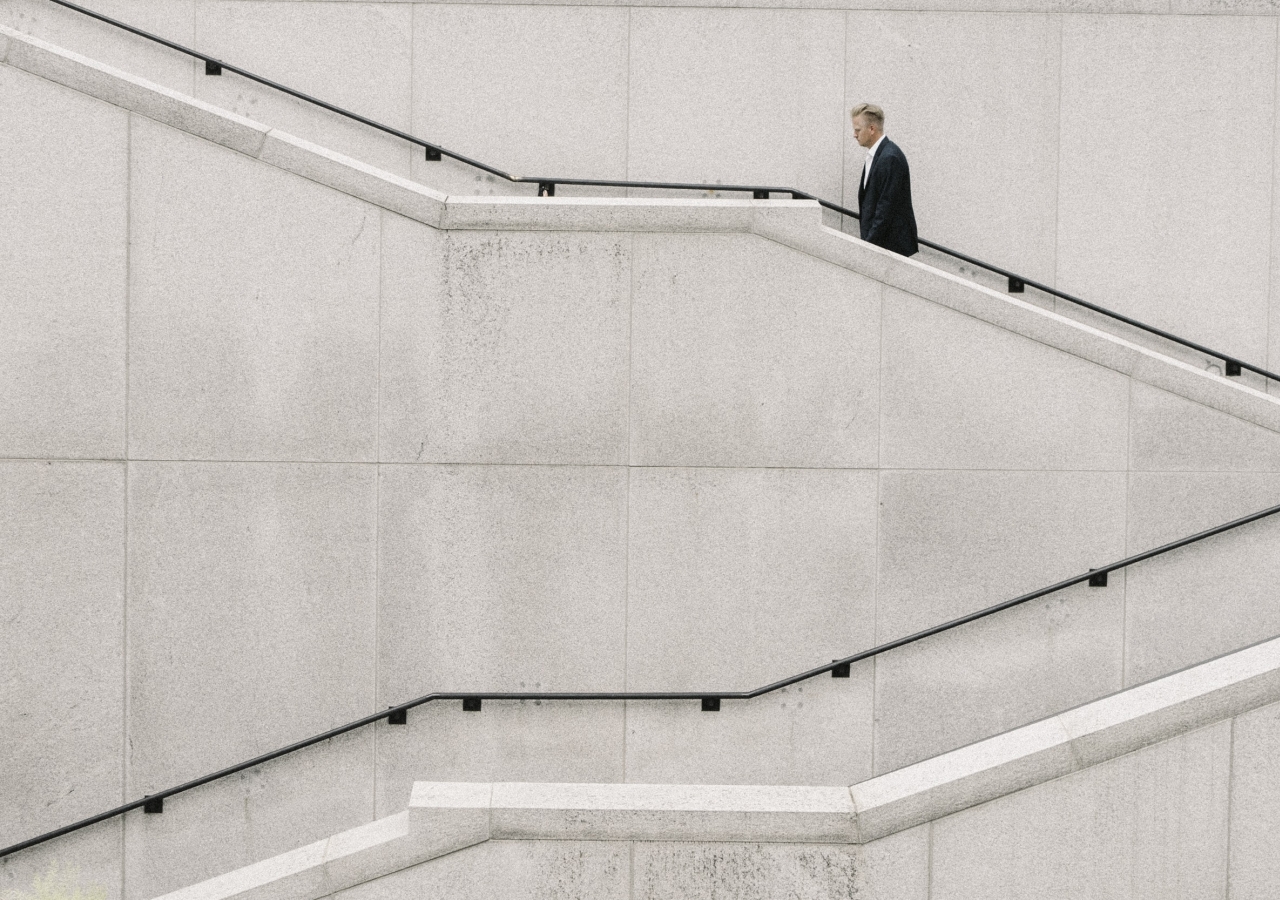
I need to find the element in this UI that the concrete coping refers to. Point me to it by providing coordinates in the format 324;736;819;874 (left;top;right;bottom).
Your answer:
850;632;1280;841
6;21;1279;435
151;634;1280;900
148;812;475;900
416;635;1280;848
409;781;858;845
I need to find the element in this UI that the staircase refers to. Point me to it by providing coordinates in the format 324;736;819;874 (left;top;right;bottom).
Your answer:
4;14;1280;899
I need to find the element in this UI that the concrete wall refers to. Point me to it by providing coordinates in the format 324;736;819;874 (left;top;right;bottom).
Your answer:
6;35;1280;900
2;0;1278;378
334;836;917;900
92;643;1280;900
335;702;1280;899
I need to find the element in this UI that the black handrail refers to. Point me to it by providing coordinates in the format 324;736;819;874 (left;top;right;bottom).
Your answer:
5;499;1280;859
35;0;1280;386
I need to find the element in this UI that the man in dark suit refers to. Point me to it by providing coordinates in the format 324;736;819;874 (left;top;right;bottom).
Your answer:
851;103;918;257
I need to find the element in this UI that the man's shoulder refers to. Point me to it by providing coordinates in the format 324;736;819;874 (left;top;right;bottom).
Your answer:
880;138;907;160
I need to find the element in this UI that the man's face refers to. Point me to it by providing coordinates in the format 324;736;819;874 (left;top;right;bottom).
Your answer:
852;114;879;149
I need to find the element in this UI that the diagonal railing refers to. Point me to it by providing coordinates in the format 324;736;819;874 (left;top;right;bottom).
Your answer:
33;0;1280;386
4;499;1280;858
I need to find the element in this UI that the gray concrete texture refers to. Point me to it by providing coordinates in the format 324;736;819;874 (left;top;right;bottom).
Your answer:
108;637;1280;900
630;233;881;468
930;720;1233;899
0;64;127;459
188;689;1280;900
337;839;632;900
4;1;1280;378
127;116;381;462
7;26;1280;899
331;835;927;900
1231;701;1280;900
379;216;632;465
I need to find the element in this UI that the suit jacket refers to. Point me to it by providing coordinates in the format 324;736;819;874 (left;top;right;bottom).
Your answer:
858;138;919;257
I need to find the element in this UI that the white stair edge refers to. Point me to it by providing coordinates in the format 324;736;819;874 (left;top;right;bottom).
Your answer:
153;633;1280;900
4;23;1280;435
151;810;484;900
850;631;1280;840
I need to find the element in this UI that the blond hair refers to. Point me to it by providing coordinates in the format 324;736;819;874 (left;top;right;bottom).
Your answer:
850;103;884;128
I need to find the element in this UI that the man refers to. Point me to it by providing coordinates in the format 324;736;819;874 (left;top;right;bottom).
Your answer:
851;103;918;257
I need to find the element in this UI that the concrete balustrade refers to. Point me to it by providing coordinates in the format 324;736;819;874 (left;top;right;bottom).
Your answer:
6;22;1280;900
134;636;1280;899
2;0;1277;379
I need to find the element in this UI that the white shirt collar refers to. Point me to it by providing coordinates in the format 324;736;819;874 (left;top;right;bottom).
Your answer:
866;134;887;161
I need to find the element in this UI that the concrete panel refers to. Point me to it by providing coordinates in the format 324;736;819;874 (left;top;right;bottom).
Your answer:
1;28;271;158
859;636;1280;840
1171;0;1280;11
1272;42;1280;390
1;0;194;94
487;782;856;843
1124;472;1280;686
1057;15;1275;363
0;463;124;846
376;703;626;818
877;469;1129;640
623;467;876;785
875;583;1124;773
844;12;1060;285
377;463;627;692
880;288;1131;470
627;467;877;689
122;731;374;900
857;716;1078;841
195;1;413;178
633;842;857;900
408;4;628;197
1229;700;1280;900
334;839;629;900
623;675;873;786
124;461;377;896
855;825;930;900
932;721;1231;900
126;461;378;775
128;117;380;462
410;784;491;860
375;463;628;806
256;130;444;224
379;220;631;465
1130;383;1280;472
627;9;845;202
629;232;881;468
873;469;1126;772
0;65;126;458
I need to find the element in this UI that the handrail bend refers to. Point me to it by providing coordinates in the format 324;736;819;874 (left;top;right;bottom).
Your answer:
4;500;1280;859
34;0;1280;386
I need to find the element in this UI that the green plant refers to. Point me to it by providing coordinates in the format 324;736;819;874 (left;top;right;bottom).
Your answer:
3;862;106;900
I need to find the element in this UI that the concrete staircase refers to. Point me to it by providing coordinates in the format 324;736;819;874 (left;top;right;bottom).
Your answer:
4;22;1280;900
156;635;1280;899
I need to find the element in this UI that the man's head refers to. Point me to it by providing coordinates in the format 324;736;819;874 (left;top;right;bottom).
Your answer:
850;103;884;149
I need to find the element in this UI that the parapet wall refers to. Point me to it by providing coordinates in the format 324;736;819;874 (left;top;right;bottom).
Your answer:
4;26;1280;900
2;0;1278;379
137;638;1280;900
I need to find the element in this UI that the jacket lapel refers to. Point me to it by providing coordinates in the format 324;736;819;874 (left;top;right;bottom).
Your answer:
861;139;887;201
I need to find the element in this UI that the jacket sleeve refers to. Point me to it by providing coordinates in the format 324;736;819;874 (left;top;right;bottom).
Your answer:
864;152;907;244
